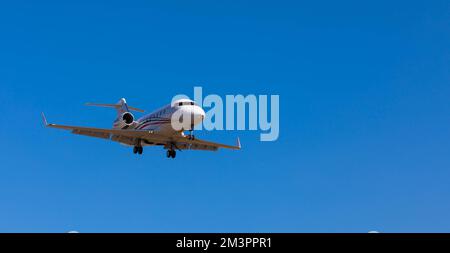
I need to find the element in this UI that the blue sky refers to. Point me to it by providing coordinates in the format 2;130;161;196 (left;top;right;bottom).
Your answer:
0;0;449;232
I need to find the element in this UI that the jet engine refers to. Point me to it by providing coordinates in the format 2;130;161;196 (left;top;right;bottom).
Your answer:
115;112;134;129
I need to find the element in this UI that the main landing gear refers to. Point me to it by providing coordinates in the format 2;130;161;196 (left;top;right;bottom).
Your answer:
166;149;176;159
133;139;143;155
133;146;143;155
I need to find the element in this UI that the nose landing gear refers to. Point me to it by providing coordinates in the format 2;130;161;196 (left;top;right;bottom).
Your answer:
187;123;195;140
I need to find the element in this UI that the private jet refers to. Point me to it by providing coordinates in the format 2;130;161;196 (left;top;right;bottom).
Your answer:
42;98;241;158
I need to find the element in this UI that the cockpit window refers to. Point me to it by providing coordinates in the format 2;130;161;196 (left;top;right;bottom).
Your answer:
178;101;195;106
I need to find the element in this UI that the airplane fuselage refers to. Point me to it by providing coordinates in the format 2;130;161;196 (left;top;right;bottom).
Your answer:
118;98;205;136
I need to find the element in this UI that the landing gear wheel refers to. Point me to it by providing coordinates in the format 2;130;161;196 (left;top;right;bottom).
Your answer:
188;127;195;140
134;146;143;155
166;150;176;158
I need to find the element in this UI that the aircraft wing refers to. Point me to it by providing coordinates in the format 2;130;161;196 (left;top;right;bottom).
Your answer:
171;135;241;151
41;113;241;151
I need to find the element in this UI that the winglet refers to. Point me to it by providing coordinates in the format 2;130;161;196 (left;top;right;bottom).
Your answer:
41;112;48;126
236;137;241;149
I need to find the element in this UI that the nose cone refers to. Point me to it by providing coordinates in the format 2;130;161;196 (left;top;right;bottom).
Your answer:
193;105;205;124
177;105;205;128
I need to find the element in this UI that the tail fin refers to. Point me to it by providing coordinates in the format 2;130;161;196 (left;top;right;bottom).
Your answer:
85;98;145;115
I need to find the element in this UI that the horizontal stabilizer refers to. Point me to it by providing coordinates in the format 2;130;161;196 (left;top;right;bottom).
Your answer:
85;99;144;113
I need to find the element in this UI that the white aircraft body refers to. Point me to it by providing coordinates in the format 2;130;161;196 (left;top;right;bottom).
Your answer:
42;98;240;158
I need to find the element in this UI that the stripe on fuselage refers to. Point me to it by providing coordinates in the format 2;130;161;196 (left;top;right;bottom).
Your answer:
136;119;171;130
